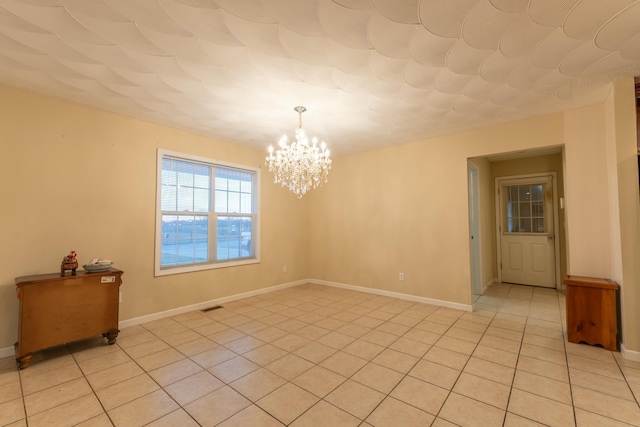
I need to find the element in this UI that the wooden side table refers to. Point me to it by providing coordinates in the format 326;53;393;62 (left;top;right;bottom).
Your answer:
564;275;619;351
15;268;123;369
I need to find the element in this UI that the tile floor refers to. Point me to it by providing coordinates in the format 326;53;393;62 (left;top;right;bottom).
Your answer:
1;282;639;426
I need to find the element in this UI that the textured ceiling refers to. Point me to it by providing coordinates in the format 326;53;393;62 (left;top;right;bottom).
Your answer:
1;0;640;155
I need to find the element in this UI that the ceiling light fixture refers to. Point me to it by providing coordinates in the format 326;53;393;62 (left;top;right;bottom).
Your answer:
265;106;332;198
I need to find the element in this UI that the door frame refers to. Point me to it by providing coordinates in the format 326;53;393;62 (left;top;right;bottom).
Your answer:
468;162;483;295
495;172;561;288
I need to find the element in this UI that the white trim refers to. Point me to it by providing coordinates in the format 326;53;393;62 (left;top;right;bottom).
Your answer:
620;343;640;362
155;149;261;277
309;279;473;312
119;279;305;329
0;345;15;358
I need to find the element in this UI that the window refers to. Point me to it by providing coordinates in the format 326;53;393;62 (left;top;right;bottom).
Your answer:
504;183;545;233
155;150;259;276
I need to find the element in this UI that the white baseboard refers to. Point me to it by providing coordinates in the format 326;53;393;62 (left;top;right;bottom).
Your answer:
0;344;14;359
309;279;473;312
621;343;640;362
118;279;306;329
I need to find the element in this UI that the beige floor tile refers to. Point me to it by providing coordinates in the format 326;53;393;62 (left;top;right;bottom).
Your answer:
184;386;251;427
320;351;368;377
224;336;266;354
67;337;121;362
77;349;132;376
572;385;640;425
135;348;185;372
435;336;477;356
567;353;625;380
190;346;237;369
314;317;347;331
390;376;448;415
503;412;547;426
402;328;441;345
174;337;218;357
463;357;514;386
208;328;247;345
149;358;203;387
242;344;288;366
123;339;172;360
292;365;346;398
271;334;312;352
0;380;22;405
517;355;569;382
525;364;580;401
116;330;158;349
257;383;319;424
479;334;522;354
317;331;357;350
291;400;360;427
28;394;104;427
75;413;113;427
164;370;224;406
388;337;431;358
96;373;159;411
365;396;435;427
296;324;331;341
250;326;289;342
489;319;525;333
409;359;460;390
522;333;565;352
520;343;567;365
352;362;404;394
162;330;202;347
85;360;144;391
325;379;385;419
24;377;92;416
444;326;484;343
508;389;574;426
293;341;337;363
145;409;200;426
574;408;635;427
439;392;506;426
208;356;259;383
360;329;398;347
0;397;25;426
453;372;511;410
524;325;564;340
20;363;83;396
569;368;636;401
423;346;469;370
372;348;418;374
266;354;314;380
375;322;410;336
484;326;524;342
230;368;286;401
218;404;285;427
431;418;459;427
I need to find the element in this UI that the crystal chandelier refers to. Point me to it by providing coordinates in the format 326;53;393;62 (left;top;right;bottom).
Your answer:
265;106;332;198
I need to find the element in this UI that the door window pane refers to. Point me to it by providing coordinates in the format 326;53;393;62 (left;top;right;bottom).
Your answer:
505;183;546;233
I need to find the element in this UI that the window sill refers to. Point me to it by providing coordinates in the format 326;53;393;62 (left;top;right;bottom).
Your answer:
155;258;260;277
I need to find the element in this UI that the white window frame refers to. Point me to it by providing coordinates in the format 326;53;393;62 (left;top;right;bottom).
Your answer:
155;149;260;277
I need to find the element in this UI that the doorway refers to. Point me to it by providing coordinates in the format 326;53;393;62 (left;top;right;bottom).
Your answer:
496;173;559;288
468;163;482;296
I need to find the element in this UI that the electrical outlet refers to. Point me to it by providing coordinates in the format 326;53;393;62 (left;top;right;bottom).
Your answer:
399;272;405;281
283;265;287;273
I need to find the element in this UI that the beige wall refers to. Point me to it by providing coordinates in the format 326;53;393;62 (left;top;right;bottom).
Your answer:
308;113;565;307
2;80;639;356
609;79;640;353
0;85;308;350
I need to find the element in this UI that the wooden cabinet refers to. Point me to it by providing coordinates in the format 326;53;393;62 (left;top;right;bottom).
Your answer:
15;269;123;369
564;275;619;351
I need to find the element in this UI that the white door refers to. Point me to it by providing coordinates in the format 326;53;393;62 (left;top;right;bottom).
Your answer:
498;176;556;288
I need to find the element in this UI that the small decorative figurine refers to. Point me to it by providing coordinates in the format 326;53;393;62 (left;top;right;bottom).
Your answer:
60;250;78;276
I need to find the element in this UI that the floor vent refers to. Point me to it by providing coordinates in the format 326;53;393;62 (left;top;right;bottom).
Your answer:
201;305;223;312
